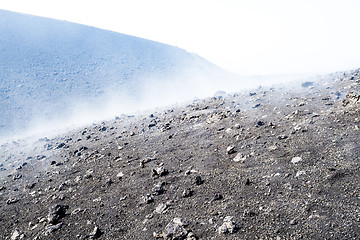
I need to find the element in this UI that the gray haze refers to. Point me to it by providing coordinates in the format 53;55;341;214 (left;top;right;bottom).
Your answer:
0;10;251;142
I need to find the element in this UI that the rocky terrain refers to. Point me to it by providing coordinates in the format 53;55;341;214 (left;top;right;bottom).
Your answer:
0;69;359;239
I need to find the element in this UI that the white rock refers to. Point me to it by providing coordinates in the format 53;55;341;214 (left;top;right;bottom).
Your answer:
294;125;302;131
268;145;278;151
162;218;188;239
117;172;124;179
155;203;168;214
296;170;306;177
218;216;237;234
225;128;233;134
11;229;24;240
291;157;302;164
226;145;236;154
74;176;82;183
233;153;246;162
152;166;168;176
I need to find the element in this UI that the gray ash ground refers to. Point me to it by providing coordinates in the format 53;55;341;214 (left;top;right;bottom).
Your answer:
0;69;359;239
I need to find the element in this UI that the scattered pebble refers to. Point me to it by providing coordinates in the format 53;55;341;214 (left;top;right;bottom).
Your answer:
88;226;102;239
226;145;236;154
233;153;246;162
47;204;69;225
152;166;168;177
143;194;154;204
155;203;168;214
218;216;237;234
10;229;25;240
152;182;165;195
161;218;191;240
296;170;306;177
182;188;194;198
290;218;298;225
291;157;303;164
195;176;203;185
116;172;124;179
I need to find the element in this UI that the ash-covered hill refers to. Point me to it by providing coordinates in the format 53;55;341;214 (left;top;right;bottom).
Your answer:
0;10;235;139
0;69;359;239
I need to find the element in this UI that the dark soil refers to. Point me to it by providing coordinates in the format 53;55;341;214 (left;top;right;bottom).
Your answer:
1;69;359;240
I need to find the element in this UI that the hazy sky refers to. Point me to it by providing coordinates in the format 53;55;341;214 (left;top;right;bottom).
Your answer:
1;0;360;75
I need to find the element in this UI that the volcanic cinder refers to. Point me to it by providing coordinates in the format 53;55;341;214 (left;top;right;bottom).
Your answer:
0;69;359;239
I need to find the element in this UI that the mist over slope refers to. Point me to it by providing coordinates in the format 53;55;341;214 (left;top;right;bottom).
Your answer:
0;10;240;140
0;69;358;239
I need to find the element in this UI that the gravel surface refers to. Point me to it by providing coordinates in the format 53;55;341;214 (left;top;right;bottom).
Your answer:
0;69;359;239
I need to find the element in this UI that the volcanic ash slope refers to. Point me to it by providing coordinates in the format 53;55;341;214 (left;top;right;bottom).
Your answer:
0;69;359;239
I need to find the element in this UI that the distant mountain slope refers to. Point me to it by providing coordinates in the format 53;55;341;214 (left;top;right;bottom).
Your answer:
0;10;235;139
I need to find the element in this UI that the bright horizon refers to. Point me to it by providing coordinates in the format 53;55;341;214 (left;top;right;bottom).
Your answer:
1;0;360;75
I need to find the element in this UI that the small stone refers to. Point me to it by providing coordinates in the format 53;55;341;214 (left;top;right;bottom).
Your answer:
44;223;62;235
213;193;223;201
291;157;303;164
152;182;165;195
55;143;66;149
294;125;302;131
182;188;194;198
74;176;82;183
10;229;25;240
149;123;156;128
105;178;113;185
278;135;288;140
89;226;102;239
71;208;83;215
257;121;265;126
155;203;168;214
162;218;188;239
143;194;154;204
233;153;246;162
226;145;236;154
13;174;22;180
48;204;69;225
139;157;155;168
185;169;197;175
218;216;237;234
152;166;168;177
25;183;36;189
296;170;306;177
268;145;277;151
195;176;203;185
36;155;46;160
84;169;93;179
186;231;197;240
6;198;19;204
225;128;233;134
289;218;298;225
